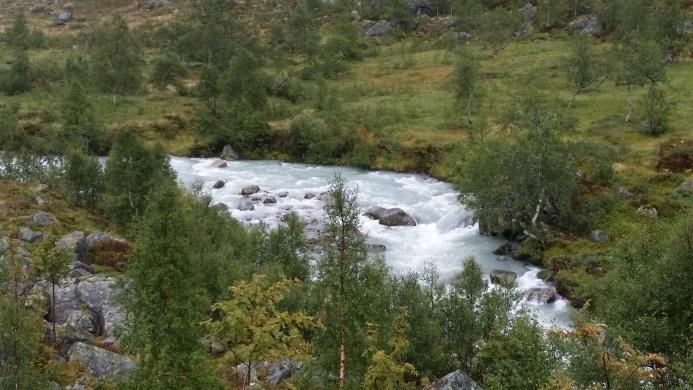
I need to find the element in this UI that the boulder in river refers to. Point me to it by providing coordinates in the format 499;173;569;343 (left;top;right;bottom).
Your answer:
278;191;289;198
241;185;261;196
263;196;277;204
424;370;482;390
379;208;417;226
490;270;517;287
213;180;225;189
238;199;255;211
220;144;240;161
364;206;416;226
211;159;228;169
526;287;558;304
304;192;317;199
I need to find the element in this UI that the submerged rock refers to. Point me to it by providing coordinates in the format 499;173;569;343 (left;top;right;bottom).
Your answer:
490;270;517;287
238;199;255;211
366;243;387;254
211;159;228;169
241;185;261;196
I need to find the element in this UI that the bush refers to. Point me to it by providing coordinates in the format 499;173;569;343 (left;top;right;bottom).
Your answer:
63;149;104;207
2;51;32;95
149;51;187;91
638;84;671;135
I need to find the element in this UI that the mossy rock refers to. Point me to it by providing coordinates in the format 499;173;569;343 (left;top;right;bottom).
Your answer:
511;238;543;266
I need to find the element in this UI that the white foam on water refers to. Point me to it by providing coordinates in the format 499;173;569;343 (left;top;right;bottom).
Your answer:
170;157;573;329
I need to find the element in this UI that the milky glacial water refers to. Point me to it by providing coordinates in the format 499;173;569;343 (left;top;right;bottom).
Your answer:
170;157;572;329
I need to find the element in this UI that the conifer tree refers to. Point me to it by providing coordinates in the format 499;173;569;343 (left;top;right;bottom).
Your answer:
363;307;417;390
315;174;369;389
122;180;217;389
61;79;104;153
5;14;29;50
205;275;320;389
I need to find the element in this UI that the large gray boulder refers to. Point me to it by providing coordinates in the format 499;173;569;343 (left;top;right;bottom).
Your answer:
55;10;73;25
379;208;417;226
68;342;135;380
220;144;240;161
32;211;55;226
424;370;482;390
568;14;603;35
490;270;517;287
366;20;393;37
57;231;89;263
85;232;125;249
60;308;97;348
75;276;124;339
19;227;43;243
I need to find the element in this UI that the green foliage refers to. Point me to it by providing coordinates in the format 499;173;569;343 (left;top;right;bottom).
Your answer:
122;180;218;390
89;16;144;98
149;51;187;92
477;7;523;56
637;83;671;135
4;14;28;50
252;213;311;281
474;316;557;389
2;50;32;95
60;80;106;154
452;47;482;123
458;90;581;236
597;214;693;361
363;308;417;390
103;130;173;231
63;148;104;207
0;244;48;389
270;2;319;57
205;275;320;387
35;244;71;346
444;258;518;371
0;103;22;151
565;35;599;107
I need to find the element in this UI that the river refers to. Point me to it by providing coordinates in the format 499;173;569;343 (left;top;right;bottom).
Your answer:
170;157;572;329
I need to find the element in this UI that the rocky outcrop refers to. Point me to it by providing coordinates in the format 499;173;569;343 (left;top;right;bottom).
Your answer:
568;14;603;35
58;231;89;263
220;144;240;161
68;342;135;380
490;270;517;287
241;185;261;196
526;287;558;304
364;206;416;226
365;20;393;37
424;370;482;390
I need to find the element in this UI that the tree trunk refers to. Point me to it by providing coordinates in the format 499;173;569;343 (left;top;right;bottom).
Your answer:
243;360;252;390
52;282;57;346
337;338;346;386
531;190;545;226
625;85;633;122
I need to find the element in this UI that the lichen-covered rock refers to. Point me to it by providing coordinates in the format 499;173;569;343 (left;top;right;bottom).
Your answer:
32;211;55;226
19;227;43;243
68;342;135;380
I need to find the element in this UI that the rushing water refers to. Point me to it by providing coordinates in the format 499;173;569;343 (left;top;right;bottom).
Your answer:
170;157;572;329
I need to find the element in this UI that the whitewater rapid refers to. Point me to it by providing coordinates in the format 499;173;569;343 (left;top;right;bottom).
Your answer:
170;157;572;329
